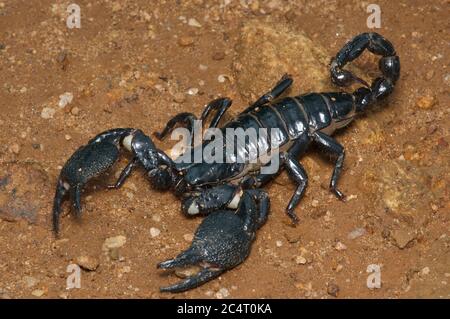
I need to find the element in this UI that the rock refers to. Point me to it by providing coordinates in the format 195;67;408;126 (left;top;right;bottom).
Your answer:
276;240;283;247
188;18;202;27
175;266;198;279
58;92;73;108
234;20;368;101
9;143;20;154
416;95;436;109
173;92;186;103
327;283;340;297
212;52;225;60
70;107;80;116
178;36;195;47
215;287;230;299
0;162;51;225
41;107;56;119
347;228;366;240
150;227;161;238
31;289;45;297
76;255;99;271
391;228;416;249
187;87;199;95
183;233;194;242
295;256;307;265
420;267;430;276
23;276;39;288
335;241;347;251
102;235;127;251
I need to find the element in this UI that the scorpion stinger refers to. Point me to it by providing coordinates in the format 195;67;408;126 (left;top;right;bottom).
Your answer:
330;32;400;111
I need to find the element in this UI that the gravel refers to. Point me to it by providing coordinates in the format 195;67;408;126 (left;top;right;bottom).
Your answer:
76;255;99;271
41;107;56;119
150;227;161;238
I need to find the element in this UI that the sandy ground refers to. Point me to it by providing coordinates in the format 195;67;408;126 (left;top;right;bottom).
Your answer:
0;0;449;298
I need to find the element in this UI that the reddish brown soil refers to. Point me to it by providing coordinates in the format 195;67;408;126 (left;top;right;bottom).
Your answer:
0;0;448;298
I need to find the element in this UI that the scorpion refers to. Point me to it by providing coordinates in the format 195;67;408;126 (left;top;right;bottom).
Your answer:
52;32;400;293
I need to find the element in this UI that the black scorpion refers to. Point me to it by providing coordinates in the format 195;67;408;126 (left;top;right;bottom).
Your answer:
52;32;400;292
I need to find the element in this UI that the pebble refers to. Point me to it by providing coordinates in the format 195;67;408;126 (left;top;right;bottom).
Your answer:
23;276;39;288
425;70;434;80
420;267;430;276
41;107;56;119
187;87;199;95
173;92;186;103
311;199;319;207
276;240;283;247
175;266;198;279
215;287;230;299
295;256;307;265
150;227;161;238
70;107;80;116
152;214;161;222
9;143;20;154
183;233;194;242
102;235;127;251
335;241;347;251
391;229;416;249
212;52;225;60
65;135;72;141
58;92;73;108
76;255;99;271
188;18;202;27
178;36;195;47
31;289;45;297
199;64;208;71
217;74;226;83
416;95;436;109
347;228;366;240
327;283;340;297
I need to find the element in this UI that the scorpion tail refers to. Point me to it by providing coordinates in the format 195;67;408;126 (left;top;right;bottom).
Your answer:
330;32;400;112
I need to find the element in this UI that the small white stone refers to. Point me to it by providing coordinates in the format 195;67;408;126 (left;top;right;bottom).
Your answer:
276;240;283;247
183;233;194;242
41;107;55;119
150;227;161;238
199;64;208;71
335;241;347;251
58;92;73;108
217;74;226;83
420;267;430;276
188;18;202;27
187;87;199;95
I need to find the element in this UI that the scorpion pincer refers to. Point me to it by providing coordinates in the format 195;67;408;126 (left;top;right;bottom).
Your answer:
52;32;400;292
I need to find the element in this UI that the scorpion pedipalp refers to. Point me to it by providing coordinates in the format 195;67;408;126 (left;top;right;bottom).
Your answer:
158;191;265;293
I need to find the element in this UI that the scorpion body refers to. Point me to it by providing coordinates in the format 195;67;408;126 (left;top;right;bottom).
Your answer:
52;32;400;293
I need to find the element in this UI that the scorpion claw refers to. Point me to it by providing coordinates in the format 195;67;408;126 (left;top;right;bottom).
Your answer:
159;192;261;292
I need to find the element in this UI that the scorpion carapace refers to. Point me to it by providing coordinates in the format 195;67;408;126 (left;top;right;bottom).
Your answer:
51;32;400;292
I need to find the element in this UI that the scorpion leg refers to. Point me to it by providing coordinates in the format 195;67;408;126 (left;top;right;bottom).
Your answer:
313;131;346;200
154;112;198;146
199;97;233;129
282;152;308;223
107;157;139;189
243;74;293;113
158;190;262;292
